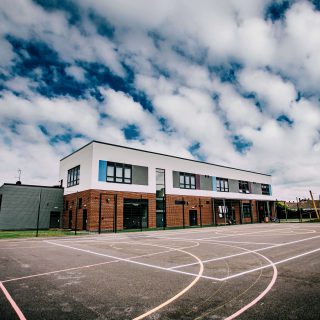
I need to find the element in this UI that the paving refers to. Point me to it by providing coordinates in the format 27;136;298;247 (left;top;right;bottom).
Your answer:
0;223;319;320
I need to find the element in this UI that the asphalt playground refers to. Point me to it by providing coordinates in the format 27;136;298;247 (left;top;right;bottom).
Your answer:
0;223;319;320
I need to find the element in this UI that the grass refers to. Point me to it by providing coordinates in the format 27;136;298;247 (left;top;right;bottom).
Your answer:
0;229;90;239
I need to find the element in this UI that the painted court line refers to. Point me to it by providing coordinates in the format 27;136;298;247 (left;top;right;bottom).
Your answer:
0;281;26;320
225;251;278;319
169;234;320;269
133;249;204;320
2;243;198;283
219;247;320;282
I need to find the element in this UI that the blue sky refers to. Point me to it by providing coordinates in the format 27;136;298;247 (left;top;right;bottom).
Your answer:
1;0;320;200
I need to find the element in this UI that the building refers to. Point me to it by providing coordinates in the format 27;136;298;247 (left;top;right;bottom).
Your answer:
59;141;275;232
0;183;64;230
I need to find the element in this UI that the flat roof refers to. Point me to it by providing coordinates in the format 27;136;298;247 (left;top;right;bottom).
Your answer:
60;140;271;177
1;183;63;189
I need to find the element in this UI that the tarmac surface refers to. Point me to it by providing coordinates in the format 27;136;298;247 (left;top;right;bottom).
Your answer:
0;223;319;320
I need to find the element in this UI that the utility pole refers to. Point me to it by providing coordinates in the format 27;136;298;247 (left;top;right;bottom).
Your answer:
309;190;320;220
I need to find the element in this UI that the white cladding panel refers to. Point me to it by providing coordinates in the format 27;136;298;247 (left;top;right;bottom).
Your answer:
60;142;273;200
90;142;273;200
59;144;93;193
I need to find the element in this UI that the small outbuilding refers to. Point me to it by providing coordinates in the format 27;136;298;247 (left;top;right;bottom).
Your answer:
0;182;64;230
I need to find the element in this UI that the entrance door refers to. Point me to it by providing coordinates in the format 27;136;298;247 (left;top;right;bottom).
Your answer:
50;211;60;228
189;210;197;226
82;209;87;230
68;210;72;229
258;202;266;223
156;213;164;228
123;199;148;229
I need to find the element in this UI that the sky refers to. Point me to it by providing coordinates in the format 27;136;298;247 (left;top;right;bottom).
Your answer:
0;0;320;201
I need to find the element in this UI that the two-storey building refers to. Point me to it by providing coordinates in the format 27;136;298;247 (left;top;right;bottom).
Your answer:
59;141;275;231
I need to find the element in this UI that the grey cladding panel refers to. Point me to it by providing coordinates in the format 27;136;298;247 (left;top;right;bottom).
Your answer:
132;165;148;185
200;175;213;190
251;182;262;195
228;179;239;193
0;185;63;230
173;171;180;188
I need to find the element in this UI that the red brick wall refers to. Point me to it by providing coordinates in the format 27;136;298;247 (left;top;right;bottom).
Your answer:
165;195;214;227
63;190;156;231
63;190;269;231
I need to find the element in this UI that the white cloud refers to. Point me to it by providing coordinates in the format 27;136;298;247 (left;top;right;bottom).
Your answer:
65;65;86;82
0;0;320;201
238;68;296;115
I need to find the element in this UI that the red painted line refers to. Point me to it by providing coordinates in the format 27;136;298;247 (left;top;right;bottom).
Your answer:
0;281;26;320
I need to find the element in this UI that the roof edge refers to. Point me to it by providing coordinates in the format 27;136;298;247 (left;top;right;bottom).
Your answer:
60;140;271;177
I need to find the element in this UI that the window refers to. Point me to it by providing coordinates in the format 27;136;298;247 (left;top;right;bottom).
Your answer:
179;172;196;189
217;177;229;192
67;165;80;187
107;162;132;184
239;180;250;193
261;184;270;195
242;203;252;218
78;198;82;209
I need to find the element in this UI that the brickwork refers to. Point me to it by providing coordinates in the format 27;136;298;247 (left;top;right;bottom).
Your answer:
63;190;156;231
165;195;214;227
63;190;273;231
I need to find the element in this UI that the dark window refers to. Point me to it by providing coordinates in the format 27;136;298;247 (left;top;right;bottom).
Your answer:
78;198;82;209
216;178;229;192
107;162;132;184
261;184;270;195
67;165;80;187
239;180;250;193
179;172;196;189
242;203;252;218
65;200;69;211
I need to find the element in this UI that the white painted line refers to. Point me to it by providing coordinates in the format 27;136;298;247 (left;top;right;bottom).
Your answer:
220;247;320;281
45;240;219;280
0;281;26;320
2;242;199;283
133;250;204;320
169;234;320;270
225;253;278;319
204;240;275;245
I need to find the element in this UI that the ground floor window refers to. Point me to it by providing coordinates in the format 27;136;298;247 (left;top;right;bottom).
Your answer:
123;199;148;229
242;203;252;218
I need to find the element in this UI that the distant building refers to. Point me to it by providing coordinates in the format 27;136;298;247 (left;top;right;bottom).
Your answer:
0;183;64;230
59;141;275;232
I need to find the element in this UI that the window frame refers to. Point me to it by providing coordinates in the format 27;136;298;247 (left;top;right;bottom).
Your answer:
261;184;270;195
67;165;80;188
179;172;196;189
239;180;250;193
106;162;132;184
216;177;229;192
242;203;252;218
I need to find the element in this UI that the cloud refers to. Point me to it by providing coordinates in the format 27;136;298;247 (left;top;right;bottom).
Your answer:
0;0;320;201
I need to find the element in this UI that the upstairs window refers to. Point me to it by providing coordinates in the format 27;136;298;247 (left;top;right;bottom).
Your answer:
107;162;132;184
239;180;250;193
179;172;196;189
217;177;229;192
261;184;270;195
67;165;80;187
